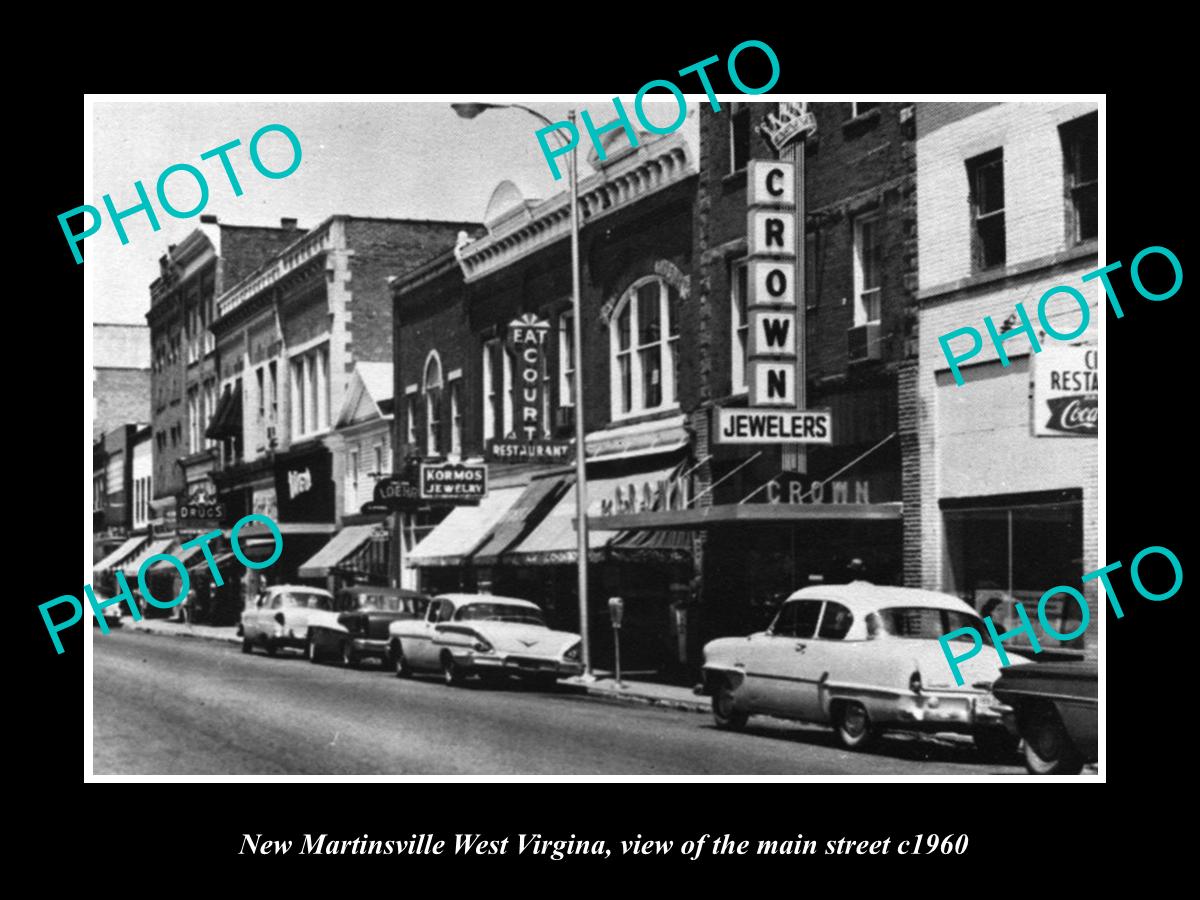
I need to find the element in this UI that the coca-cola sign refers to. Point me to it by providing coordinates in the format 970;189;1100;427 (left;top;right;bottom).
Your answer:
1033;344;1098;437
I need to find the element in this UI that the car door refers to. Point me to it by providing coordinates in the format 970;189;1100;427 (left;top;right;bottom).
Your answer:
801;601;856;723
406;598;446;670
244;592;268;639
754;600;824;719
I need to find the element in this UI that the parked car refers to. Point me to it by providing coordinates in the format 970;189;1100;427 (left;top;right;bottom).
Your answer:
699;583;1029;754
241;585;336;656
307;585;431;668
388;593;583;687
991;660;1097;774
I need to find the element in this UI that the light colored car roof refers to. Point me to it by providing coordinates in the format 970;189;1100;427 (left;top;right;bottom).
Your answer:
266;584;333;597
786;582;976;615
435;593;540;610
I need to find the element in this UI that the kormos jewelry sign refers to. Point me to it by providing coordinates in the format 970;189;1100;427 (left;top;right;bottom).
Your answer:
1032;344;1098;437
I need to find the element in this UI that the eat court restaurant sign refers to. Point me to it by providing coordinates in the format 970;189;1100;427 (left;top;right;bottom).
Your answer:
486;314;571;463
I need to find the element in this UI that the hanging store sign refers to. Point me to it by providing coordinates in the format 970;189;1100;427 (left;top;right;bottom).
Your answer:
419;462;487;502
713;408;831;445
756;102;818;153
177;488;224;524
488;313;572;463
486;439;572;463
1032;344;1098;437
370;475;423;512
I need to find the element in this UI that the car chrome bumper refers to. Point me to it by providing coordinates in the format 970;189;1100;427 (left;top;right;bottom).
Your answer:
349;638;389;657
889;691;1011;729
468;654;583;678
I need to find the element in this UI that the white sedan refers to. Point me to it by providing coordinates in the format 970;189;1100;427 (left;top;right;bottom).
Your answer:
700;583;1028;755
240;585;336;657
387;593;583;687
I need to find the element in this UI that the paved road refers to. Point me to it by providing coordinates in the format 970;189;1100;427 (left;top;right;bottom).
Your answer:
93;630;1023;775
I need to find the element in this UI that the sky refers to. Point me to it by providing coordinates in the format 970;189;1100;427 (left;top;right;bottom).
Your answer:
88;98;700;325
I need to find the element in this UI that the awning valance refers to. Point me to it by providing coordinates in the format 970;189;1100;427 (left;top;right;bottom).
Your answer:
471;475;569;566
587;502;904;531
205;386;242;440
298;524;385;579
584;414;689;463
94;536;148;576
407;487;526;567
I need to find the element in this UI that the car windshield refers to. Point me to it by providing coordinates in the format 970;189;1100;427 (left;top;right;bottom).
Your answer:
359;596;402;612
278;592;331;609
877;607;985;642
455;603;545;626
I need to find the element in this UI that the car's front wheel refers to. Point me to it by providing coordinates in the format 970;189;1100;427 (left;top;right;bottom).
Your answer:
341;640;358;669
833;701;878;751
441;651;464;687
1022;703;1084;775
712;682;749;731
307;632;321;664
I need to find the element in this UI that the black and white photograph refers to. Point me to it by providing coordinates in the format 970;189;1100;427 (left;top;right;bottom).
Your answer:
81;95;1108;779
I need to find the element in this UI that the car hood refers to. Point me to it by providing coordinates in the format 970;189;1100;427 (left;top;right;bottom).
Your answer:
444;621;580;657
910;639;1032;690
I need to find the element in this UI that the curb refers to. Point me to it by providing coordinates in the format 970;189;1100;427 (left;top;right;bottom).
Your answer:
131;624;241;646
562;682;710;714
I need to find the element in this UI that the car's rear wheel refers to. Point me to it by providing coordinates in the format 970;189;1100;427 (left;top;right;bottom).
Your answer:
392;642;412;679
1022;703;1084;775
441;651;464;687
263;637;277;657
833;701;878;751
712;682;748;731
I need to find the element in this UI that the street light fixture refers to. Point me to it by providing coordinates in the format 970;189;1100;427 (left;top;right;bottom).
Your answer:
453;102;593;679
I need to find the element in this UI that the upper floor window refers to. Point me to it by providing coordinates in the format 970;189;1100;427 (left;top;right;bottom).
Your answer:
558;313;576;408
730;261;749;394
1060;112;1097;245
853;215;882;325
482;339;499;442
967;148;1005;271
405;393;418;448
730;102;751;173
449;379;463;456
290;343;330;440
424;352;443;457
610;277;680;420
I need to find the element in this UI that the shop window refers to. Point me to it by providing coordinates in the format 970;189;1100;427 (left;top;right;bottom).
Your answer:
730;260;749;395
1060;112;1098;245
943;497;1084;649
853;215;882;325
967;148;1006;271
609;276;680;420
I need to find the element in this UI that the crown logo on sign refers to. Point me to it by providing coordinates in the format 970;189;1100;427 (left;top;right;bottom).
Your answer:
758;102;818;152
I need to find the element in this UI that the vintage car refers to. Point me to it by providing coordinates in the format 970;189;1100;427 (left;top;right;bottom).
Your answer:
991;660;1097;774
699;583;1029;754
240;585;336;656
307;585;431;667
387;593;583;686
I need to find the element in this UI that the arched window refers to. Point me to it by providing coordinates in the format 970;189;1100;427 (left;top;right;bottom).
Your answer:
609;276;680;419
423;352;443;456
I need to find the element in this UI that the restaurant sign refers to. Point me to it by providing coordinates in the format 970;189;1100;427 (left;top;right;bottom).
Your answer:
486;313;572;463
1032;344;1098;437
419;462;487;502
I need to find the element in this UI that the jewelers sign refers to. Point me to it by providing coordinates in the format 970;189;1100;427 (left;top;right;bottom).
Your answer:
419;462;487;501
1032;344;1098;437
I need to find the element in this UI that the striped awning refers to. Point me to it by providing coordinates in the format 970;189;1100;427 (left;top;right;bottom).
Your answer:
298;524;384;578
407;487;525;567
93;536;148;576
121;538;178;578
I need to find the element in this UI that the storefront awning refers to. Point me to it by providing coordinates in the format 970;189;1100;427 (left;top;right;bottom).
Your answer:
205;386;242;440
94;535;149;576
298;524;384;579
187;549;238;574
121;538;178;578
235;521;339;538
586;502;904;531
585;415;689;463
503;463;684;566
407;486;526;567
471;475;570;566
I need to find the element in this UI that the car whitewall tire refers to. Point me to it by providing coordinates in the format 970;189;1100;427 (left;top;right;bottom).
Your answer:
833;701;878;751
712;683;749;731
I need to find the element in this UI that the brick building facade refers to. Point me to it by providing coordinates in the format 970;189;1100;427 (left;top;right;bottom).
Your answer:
915;102;1099;660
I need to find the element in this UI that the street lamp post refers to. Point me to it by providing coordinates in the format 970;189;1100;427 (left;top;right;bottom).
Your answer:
453;103;593;678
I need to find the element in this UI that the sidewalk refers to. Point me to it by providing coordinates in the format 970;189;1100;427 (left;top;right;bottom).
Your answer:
562;674;709;713
128;618;241;645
